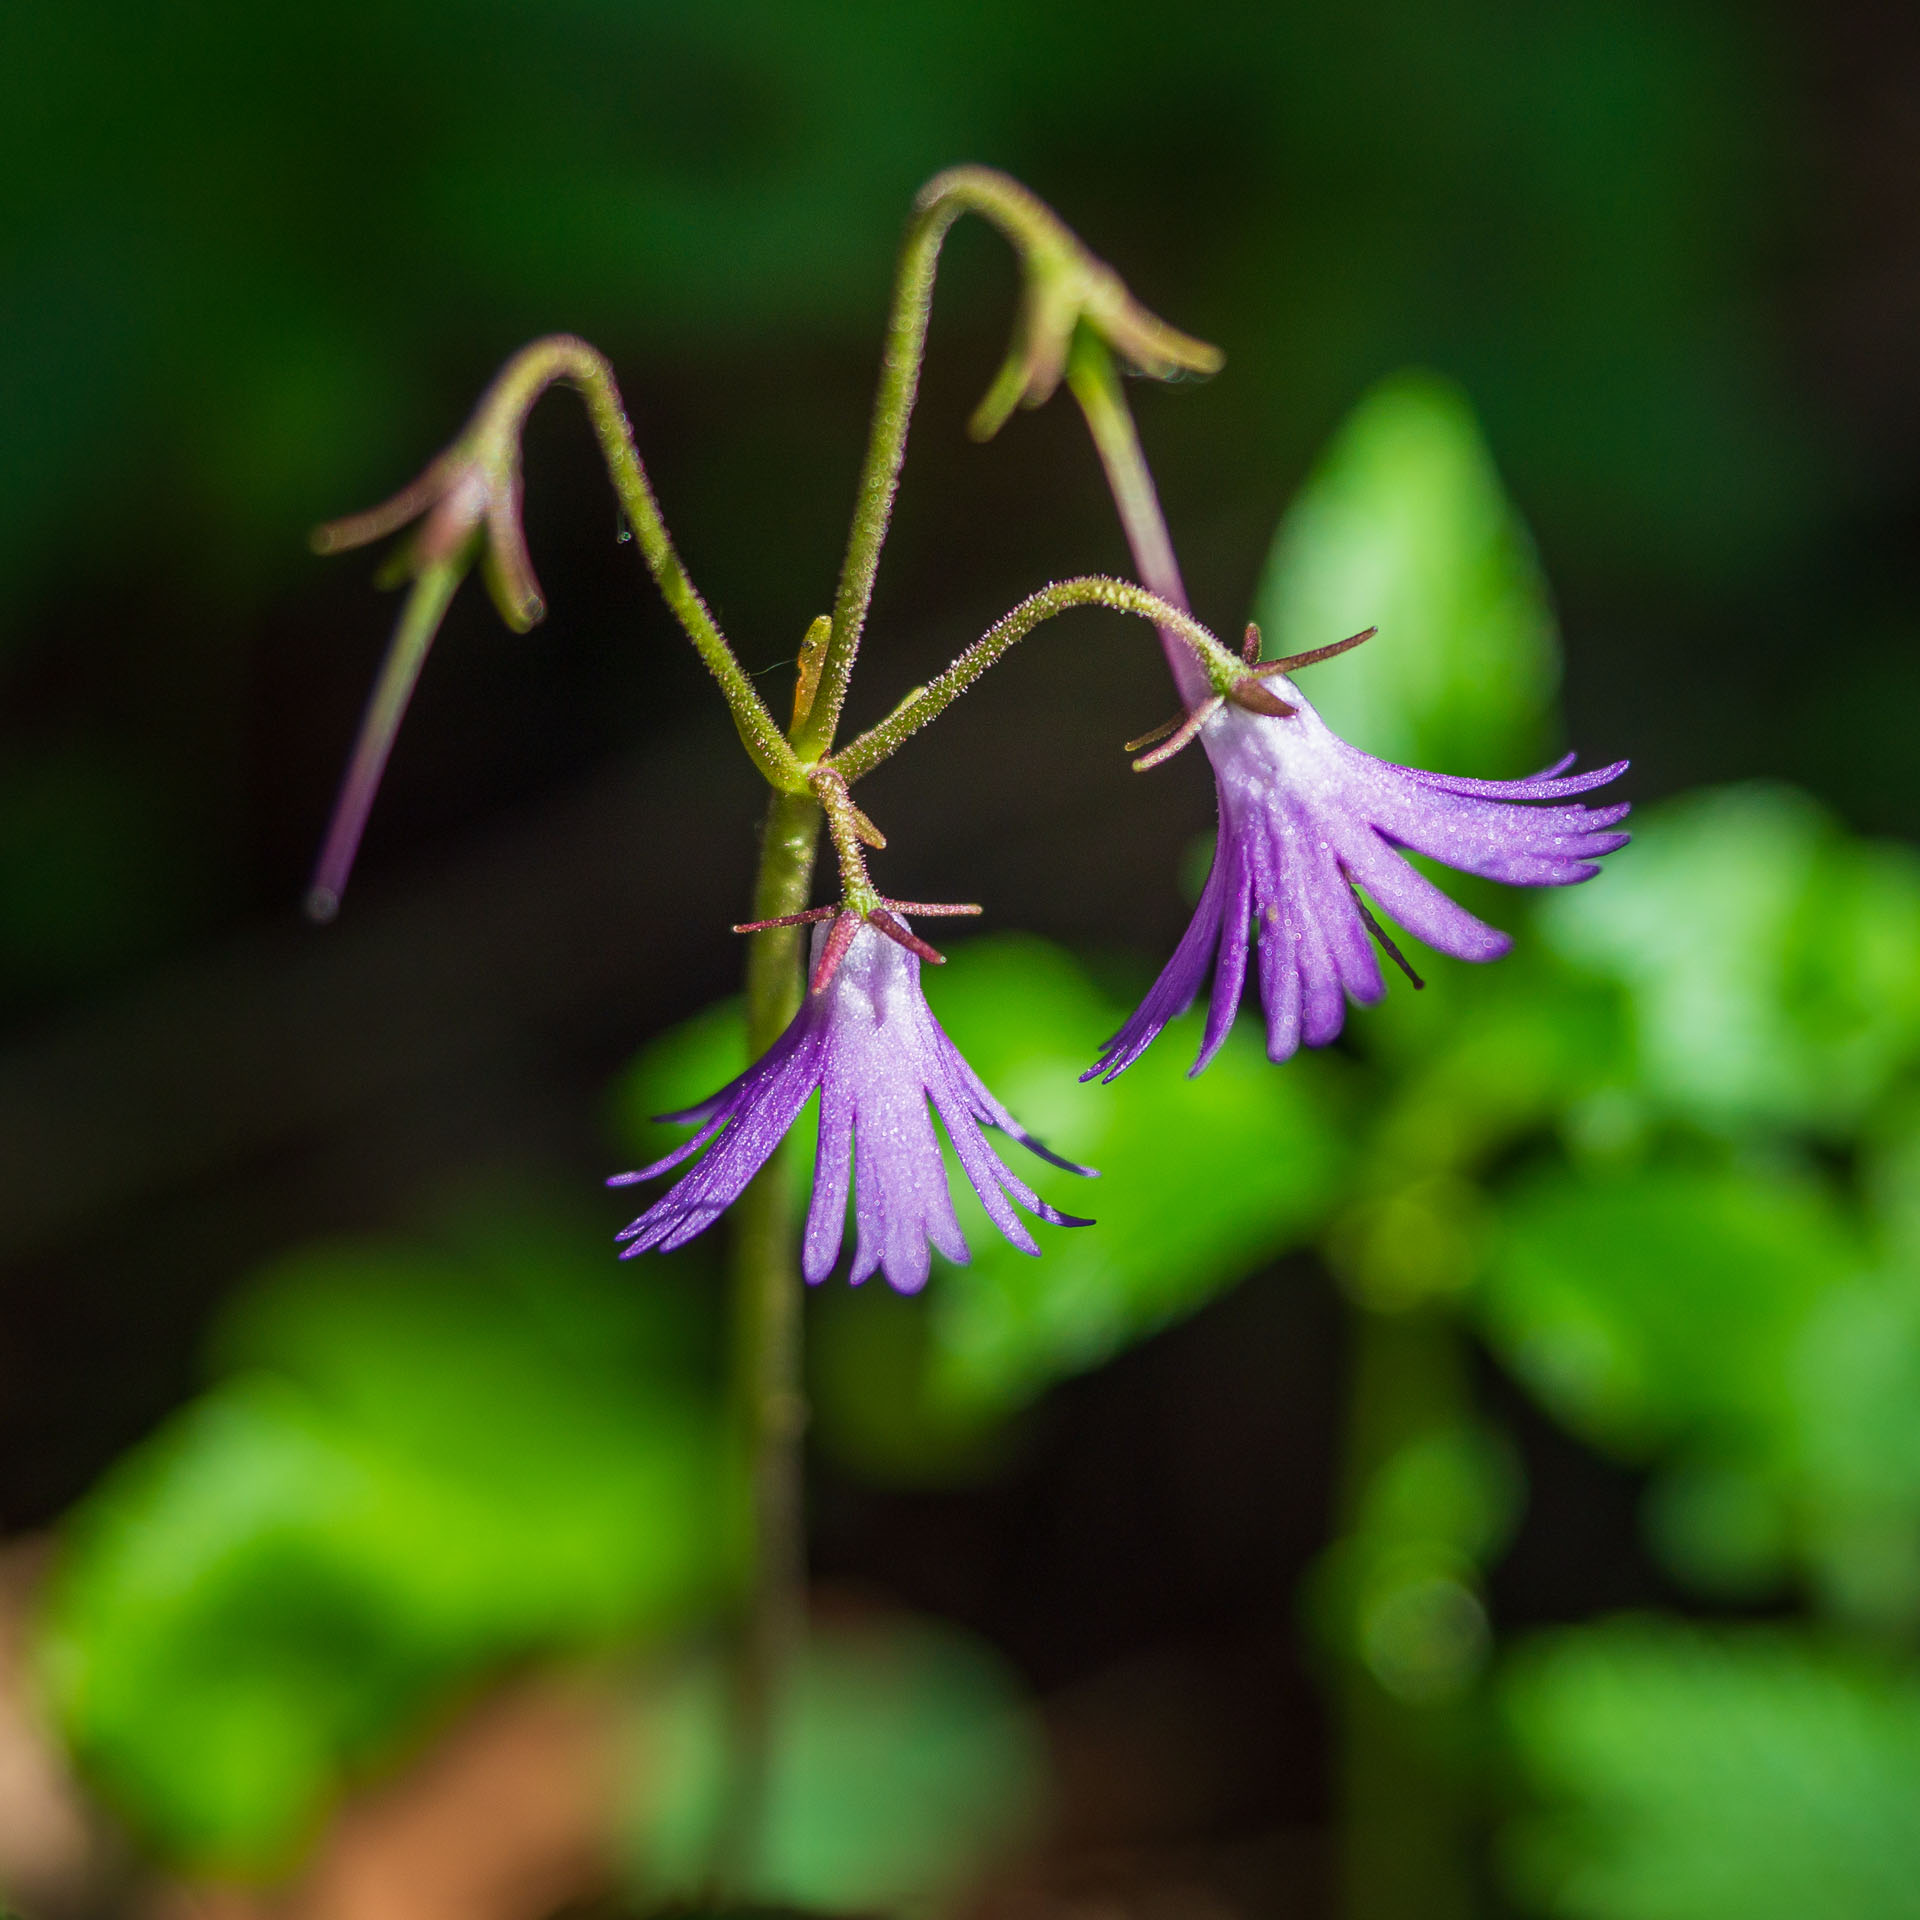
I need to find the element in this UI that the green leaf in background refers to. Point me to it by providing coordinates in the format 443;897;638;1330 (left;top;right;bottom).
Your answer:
625;1615;1047;1918
918;937;1349;1418
1329;948;1628;1313
1252;370;1561;777
1503;1620;1920;1920
38;1212;740;1874
1480;1163;1858;1463
1779;1263;1920;1630
609;996;748;1168
1538;784;1920;1138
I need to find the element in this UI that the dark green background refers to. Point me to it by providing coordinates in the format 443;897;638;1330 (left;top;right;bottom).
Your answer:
1;0;1916;1888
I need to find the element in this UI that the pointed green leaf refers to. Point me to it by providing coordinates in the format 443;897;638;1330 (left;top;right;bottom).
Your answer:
1253;370;1560;776
1504;1621;1920;1920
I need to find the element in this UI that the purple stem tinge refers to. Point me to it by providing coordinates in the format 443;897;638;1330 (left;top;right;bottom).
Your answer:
305;565;461;922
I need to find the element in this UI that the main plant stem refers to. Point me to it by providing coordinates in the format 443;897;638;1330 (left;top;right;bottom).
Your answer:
1336;1306;1479;1920
314;186;1223;1878
720;788;823;1884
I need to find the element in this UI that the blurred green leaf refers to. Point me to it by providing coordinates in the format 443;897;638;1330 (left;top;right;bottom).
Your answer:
1781;1265;1920;1629
1329;946;1628;1312
40;1217;740;1874
1639;1458;1791;1604
1479;1163;1858;1460
625;1616;1047;1917
610;995;821;1181
1253;370;1560;776
1483;1136;1920;1626
1356;940;1626;1143
920;937;1349;1417
1504;1620;1920;1920
1357;1422;1525;1567
806;1284;1020;1489
609;996;749;1167
1539;785;1920;1137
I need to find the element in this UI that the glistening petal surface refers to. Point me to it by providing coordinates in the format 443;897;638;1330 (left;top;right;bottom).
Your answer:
614;920;1092;1290
1093;675;1629;1079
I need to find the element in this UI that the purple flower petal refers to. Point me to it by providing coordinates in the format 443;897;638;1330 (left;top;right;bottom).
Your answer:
1085;839;1231;1083
804;1070;855;1284
1396;754;1630;801
613;918;1092;1289
934;1029;1097;1176
1098;675;1630;1077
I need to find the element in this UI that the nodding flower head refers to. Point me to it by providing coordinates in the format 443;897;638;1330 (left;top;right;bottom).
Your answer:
311;436;544;634
1091;656;1630;1081
612;914;1093;1293
304;386;558;924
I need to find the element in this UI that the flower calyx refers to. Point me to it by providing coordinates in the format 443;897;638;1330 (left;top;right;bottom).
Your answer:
735;762;983;988
1123;624;1381;772
733;899;983;991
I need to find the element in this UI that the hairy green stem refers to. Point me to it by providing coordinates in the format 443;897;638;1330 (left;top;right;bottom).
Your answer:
719;787;824;1887
799;176;1017;759
799;166;1219;762
421;335;809;793
809;768;882;910
829;576;1238;786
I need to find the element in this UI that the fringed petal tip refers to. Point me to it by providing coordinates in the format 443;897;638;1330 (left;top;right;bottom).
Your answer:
997;1124;1098;1178
1183;1040;1227;1080
1033;1201;1096;1230
1577;803;1634;833
1402;753;1630;802
605;1113;729;1187
1083;1036;1148;1085
1464;927;1516;961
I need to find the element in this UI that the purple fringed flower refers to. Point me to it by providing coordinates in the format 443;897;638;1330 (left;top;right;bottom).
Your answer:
612;917;1092;1292
1090;672;1630;1081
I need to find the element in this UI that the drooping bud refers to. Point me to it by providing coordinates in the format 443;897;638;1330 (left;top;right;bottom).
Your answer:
307;370;562;920
305;561;464;921
314;439;544;635
912;167;1223;446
